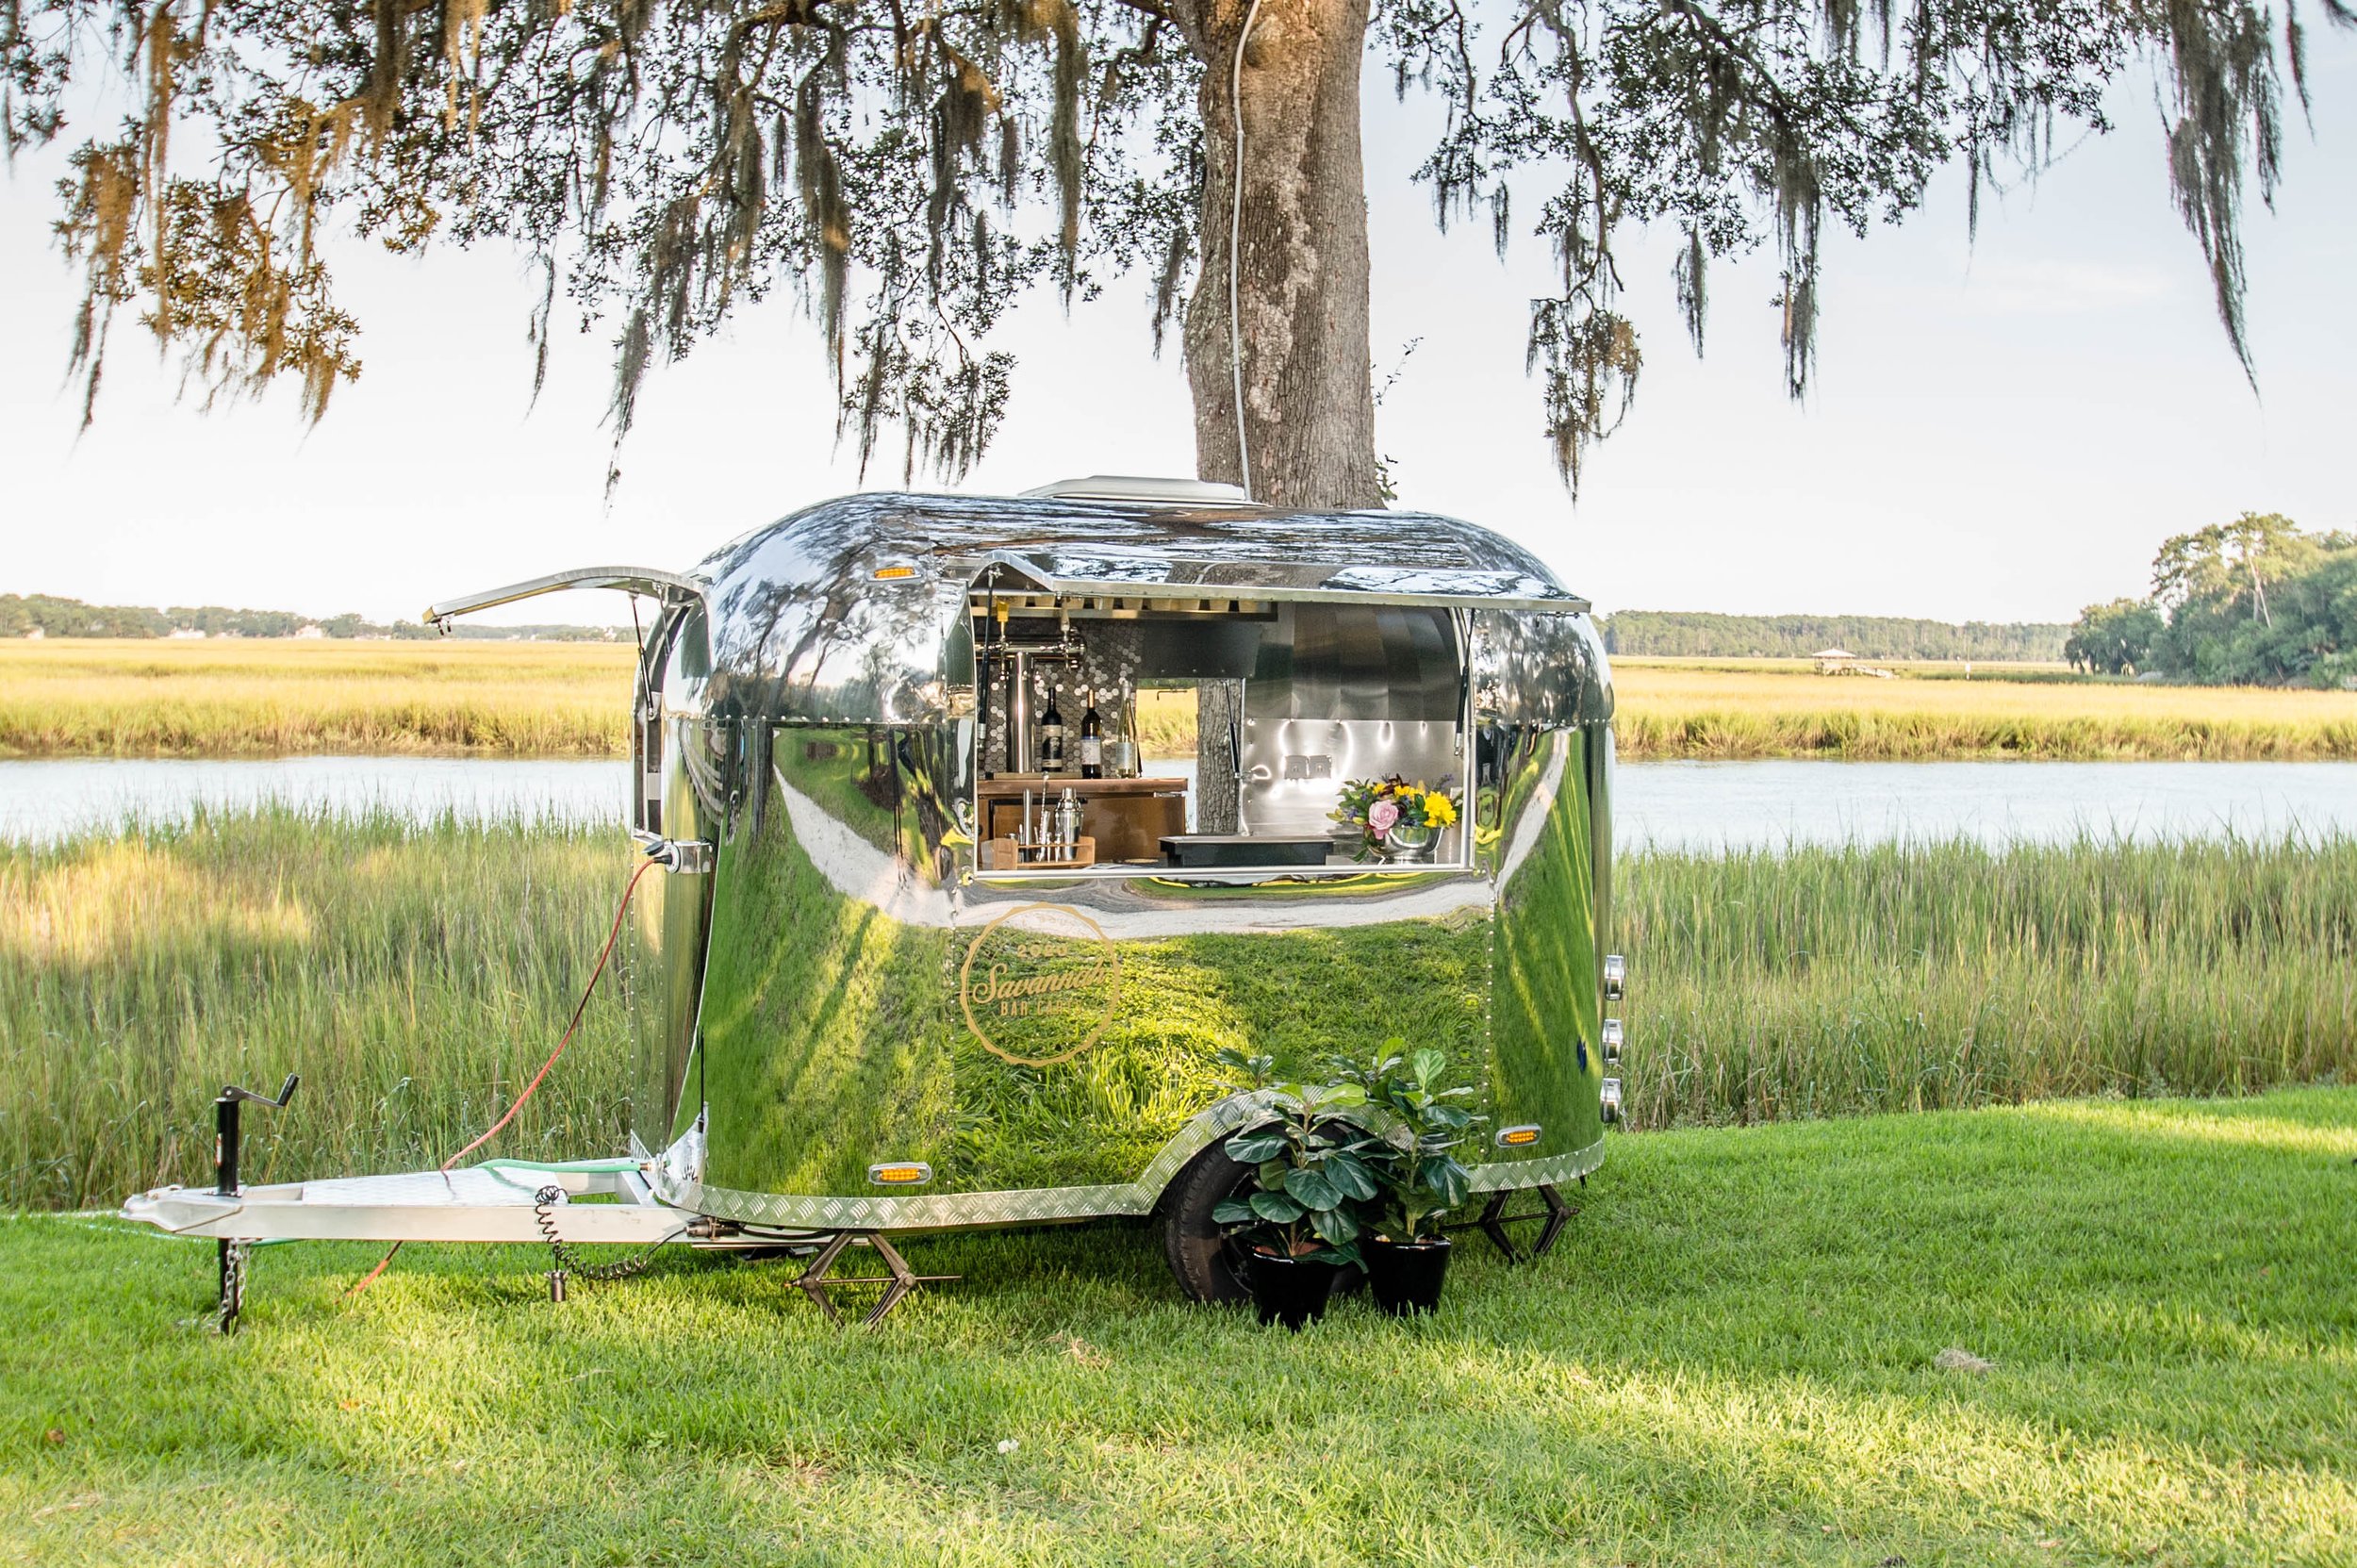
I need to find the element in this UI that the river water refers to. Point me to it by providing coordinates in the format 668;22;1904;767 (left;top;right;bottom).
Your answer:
5;755;2354;852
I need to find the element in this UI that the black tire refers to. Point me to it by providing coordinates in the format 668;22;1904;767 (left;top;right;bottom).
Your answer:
1162;1141;1259;1303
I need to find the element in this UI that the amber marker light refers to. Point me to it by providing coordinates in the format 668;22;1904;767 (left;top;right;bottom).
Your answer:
1495;1125;1542;1147
872;564;917;580
866;1162;933;1185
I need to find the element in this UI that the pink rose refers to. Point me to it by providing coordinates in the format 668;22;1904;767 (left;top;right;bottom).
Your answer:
1366;799;1401;836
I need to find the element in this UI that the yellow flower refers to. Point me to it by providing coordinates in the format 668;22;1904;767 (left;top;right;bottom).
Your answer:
1424;793;1458;827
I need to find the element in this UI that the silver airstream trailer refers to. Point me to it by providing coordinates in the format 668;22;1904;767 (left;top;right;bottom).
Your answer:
125;479;1624;1320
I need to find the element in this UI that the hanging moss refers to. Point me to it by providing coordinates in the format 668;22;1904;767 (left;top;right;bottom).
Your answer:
7;0;2345;494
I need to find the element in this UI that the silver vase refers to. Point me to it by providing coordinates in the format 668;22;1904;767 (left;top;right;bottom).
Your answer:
1381;822;1437;862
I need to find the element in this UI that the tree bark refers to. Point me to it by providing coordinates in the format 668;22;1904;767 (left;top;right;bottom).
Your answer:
1180;0;1382;513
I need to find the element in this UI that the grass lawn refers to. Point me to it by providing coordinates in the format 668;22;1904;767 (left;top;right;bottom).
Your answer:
7;1087;2351;1566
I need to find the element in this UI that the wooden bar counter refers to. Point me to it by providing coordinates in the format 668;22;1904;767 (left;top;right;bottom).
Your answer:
976;776;1189;864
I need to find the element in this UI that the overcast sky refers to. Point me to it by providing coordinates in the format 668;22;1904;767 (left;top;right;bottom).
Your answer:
3;36;2351;629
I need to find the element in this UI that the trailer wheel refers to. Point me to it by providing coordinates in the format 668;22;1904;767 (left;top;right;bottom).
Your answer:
1162;1142;1259;1304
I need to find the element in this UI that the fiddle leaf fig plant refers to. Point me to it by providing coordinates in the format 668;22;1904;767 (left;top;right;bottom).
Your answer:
1211;1048;1380;1263
1335;1042;1483;1243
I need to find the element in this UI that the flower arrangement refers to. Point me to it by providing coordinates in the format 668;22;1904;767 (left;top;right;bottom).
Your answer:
1331;775;1459;860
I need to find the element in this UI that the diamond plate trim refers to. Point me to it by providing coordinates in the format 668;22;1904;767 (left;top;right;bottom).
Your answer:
1464;1136;1606;1194
654;1092;1277;1231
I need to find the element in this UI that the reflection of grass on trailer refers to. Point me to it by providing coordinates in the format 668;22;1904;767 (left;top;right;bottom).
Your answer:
123;480;1624;1327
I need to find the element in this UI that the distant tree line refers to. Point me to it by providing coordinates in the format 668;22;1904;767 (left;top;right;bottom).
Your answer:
0;594;623;642
2066;516;2357;687
1598;612;2069;662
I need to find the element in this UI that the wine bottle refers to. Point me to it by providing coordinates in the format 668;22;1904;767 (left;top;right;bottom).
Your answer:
1080;686;1104;778
1039;682;1065;772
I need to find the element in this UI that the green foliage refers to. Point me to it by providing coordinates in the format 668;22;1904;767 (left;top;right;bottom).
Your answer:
1601;612;2069;662
2068;514;2357;686
2061;597;2165;675
5;0;2340;490
0;593;621;641
1210;1048;1376;1263
1329;1042;1482;1241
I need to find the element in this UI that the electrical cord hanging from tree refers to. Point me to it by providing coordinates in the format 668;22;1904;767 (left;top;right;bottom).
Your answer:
344;855;660;1299
1228;0;1265;501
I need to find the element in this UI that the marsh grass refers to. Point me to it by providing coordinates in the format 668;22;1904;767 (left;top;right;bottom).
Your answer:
10;642;2356;761
5;1088;2354;1565
0;639;634;756
1619;834;2357;1126
6;809;2352;1209
0;807;635;1208
1612;661;2357;760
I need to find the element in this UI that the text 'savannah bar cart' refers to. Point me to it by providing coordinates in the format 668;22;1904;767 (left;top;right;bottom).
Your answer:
125;477;1627;1324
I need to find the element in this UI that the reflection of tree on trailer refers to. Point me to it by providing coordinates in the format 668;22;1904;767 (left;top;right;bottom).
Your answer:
125;479;1626;1328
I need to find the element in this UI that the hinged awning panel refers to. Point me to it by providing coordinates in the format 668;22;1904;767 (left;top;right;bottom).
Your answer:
422;566;703;626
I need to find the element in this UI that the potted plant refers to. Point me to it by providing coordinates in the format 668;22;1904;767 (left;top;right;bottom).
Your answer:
1211;1050;1381;1329
1330;776;1459;863
1336;1043;1481;1315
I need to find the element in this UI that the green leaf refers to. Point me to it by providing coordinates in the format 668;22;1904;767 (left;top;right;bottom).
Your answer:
1323;1149;1381;1202
1211;1198;1258;1226
1410;1048;1446;1086
1309;1205;1360;1246
1285;1167;1340;1211
1248;1190;1305;1224
1421;1155;1473;1210
1225;1131;1288;1164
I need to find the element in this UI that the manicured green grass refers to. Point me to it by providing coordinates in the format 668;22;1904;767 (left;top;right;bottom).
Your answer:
8;811;2354;1209
6;1088;2352;1565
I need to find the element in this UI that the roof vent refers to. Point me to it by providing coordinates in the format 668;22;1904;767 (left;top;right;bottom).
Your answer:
1020;475;1254;507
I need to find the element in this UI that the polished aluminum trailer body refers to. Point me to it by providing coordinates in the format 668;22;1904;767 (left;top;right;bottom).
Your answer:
124;487;1617;1266
625;489;1616;1234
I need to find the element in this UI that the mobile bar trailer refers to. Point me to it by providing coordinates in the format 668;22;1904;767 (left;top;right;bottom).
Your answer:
124;478;1626;1327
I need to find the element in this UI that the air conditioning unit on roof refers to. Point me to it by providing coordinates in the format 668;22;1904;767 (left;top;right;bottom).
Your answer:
1019;475;1254;506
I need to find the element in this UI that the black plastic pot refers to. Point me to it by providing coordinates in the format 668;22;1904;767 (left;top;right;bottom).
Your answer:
1364;1235;1452;1315
1246;1251;1341;1329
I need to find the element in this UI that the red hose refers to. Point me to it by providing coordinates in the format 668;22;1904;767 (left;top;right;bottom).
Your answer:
345;855;659;1299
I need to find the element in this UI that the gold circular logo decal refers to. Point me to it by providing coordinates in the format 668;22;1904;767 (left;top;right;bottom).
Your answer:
958;902;1123;1066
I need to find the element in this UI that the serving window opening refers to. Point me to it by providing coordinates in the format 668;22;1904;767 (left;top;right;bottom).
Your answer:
967;584;1470;878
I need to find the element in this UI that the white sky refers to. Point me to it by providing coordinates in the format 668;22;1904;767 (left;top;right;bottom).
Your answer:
2;36;2351;629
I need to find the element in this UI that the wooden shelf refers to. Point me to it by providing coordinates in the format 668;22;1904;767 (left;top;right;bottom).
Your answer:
976;776;1188;796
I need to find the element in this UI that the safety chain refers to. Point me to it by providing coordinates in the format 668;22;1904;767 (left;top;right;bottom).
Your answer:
532;1185;672;1298
218;1239;248;1334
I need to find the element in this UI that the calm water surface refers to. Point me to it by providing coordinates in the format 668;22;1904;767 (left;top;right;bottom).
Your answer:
1617;759;2357;852
3;755;2354;851
0;756;629;845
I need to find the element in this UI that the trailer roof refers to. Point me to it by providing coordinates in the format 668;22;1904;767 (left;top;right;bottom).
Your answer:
701;491;1590;614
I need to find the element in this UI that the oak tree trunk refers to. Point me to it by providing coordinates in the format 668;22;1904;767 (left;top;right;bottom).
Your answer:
1181;0;1382;513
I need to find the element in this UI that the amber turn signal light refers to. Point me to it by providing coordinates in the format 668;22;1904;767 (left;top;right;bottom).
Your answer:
866;1162;933;1185
1495;1125;1542;1147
